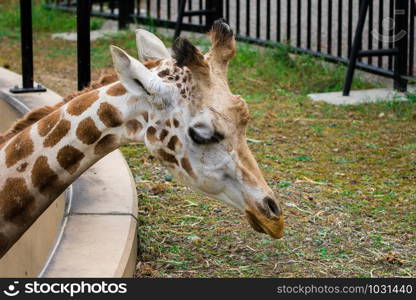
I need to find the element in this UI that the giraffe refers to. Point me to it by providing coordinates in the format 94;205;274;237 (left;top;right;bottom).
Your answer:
0;20;284;259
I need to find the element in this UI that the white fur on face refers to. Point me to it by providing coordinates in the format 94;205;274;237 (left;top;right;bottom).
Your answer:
110;34;269;214
114;59;256;212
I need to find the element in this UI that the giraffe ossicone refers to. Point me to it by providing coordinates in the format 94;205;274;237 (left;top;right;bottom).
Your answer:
0;19;284;259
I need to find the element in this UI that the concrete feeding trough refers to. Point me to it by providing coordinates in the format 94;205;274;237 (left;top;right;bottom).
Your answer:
0;68;137;277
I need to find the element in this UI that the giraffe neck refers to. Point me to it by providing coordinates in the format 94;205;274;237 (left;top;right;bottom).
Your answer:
0;81;152;258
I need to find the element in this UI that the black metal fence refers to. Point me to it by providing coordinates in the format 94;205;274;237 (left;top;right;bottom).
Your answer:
10;0;47;93
225;0;415;83
44;0;415;90
14;0;414;93
11;0;93;92
44;0;213;31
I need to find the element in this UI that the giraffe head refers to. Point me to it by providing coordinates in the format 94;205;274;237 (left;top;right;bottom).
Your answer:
111;20;284;239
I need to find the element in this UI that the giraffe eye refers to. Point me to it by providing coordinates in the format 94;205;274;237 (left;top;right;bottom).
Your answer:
188;127;224;145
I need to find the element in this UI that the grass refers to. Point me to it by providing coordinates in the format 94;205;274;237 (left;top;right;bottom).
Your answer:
0;2;415;278
0;1;103;39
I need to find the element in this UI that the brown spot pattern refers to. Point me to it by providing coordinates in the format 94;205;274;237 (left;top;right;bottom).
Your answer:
146;126;158;143
43;119;71;148
97;102;123;127
67;90;99;116
32;156;65;197
157;69;170;77
106;82;127;96
1;105;56;148
167;135;181;151
57;145;85;175
159;129;169;141
76;117;102;145
95;134;118;156
37;110;61;137
5;128;34;168
126;119;143;136
97;73;119;86
0;71;118;151
181;157;196;178
165;119;171;127
173;119;180;128
0;177;35;224
144;59;162;69
158;149;178;165
17;162;28;172
141;112;149;123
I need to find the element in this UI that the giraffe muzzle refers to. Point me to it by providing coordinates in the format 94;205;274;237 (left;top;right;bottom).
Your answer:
245;197;284;239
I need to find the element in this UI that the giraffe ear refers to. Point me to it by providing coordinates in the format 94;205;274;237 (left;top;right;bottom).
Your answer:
135;29;171;62
110;45;176;107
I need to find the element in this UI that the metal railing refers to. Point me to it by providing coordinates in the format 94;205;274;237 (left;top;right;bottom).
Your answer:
45;0;415;91
15;1;416;93
11;0;92;92
43;0;217;31
10;0;46;93
222;0;414;89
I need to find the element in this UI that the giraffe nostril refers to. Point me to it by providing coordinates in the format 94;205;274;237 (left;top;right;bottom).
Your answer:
263;197;280;216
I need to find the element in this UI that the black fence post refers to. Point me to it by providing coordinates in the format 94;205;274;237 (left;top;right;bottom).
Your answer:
174;0;187;39
342;0;370;96
10;0;46;93
206;0;223;30
77;0;91;91
393;0;409;92
118;0;134;30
